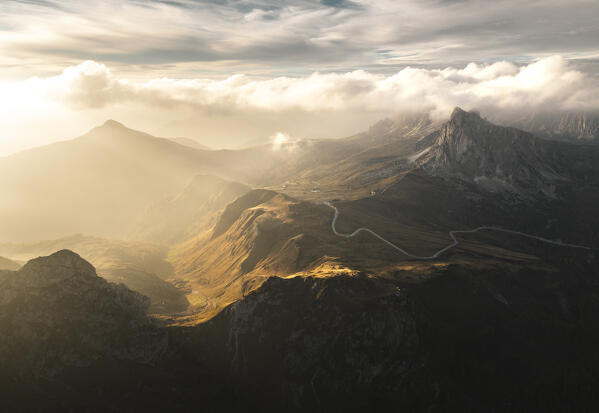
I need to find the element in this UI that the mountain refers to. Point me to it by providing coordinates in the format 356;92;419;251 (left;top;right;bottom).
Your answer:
0;119;397;242
0;250;242;412
163;109;599;411
273;112;440;201
181;244;599;412
416;108;563;197
4;108;599;411
509;111;599;143
0;235;188;314
130;174;250;245
0;120;230;242
168;189;338;321
354;111;440;146
0;251;165;389
167;109;599;322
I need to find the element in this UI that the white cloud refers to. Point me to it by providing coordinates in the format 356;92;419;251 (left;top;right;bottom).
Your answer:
41;56;599;115
0;56;597;156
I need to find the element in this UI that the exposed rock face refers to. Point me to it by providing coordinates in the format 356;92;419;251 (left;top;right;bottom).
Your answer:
417;108;561;196
512;111;599;143
0;250;167;379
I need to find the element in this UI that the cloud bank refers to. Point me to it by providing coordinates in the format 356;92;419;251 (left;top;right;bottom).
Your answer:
32;56;599;115
1;56;598;155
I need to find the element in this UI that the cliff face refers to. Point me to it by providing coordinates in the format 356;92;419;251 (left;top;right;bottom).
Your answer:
553;112;599;141
513;111;599;143
417;108;561;196
0;250;167;379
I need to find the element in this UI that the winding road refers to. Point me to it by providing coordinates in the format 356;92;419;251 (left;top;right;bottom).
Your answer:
323;202;595;260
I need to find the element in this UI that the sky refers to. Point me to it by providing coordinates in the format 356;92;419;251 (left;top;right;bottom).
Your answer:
0;0;598;155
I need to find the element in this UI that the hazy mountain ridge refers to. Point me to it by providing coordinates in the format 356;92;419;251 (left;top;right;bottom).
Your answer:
0;235;188;314
0;256;20;270
0;118;391;242
168;137;212;150
509;111;599;143
130;174;251;245
0;120;229;242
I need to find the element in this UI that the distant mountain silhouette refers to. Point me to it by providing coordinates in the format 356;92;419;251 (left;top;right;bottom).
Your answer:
0;121;227;242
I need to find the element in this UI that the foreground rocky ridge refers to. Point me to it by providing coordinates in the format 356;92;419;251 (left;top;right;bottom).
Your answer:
178;246;599;412
4;225;599;412
0;250;167;376
0;250;239;412
0;235;189;314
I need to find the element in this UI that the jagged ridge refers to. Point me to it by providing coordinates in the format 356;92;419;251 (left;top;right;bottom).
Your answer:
417;107;562;196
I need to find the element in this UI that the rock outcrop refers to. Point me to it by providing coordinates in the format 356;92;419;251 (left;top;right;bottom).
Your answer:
0;250;167;379
417;107;562;197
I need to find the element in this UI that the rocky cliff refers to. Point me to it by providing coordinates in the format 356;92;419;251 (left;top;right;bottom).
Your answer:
0;250;167;379
417;108;562;197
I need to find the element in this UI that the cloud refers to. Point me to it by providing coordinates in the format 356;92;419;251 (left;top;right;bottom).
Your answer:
1;55;597;156
25;56;597;118
1;0;599;78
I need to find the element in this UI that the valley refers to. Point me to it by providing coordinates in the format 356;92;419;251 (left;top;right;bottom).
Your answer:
2;107;599;412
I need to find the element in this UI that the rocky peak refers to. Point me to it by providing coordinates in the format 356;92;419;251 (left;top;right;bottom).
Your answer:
432;107;530;162
0;251;166;376
448;107;487;126
416;107;560;196
19;249;97;287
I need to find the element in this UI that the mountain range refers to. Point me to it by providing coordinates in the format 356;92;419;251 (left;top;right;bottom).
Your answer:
2;107;599;411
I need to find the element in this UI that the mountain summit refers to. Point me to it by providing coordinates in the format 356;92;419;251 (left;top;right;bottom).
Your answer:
416;107;560;196
18;249;97;287
101;119;127;129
